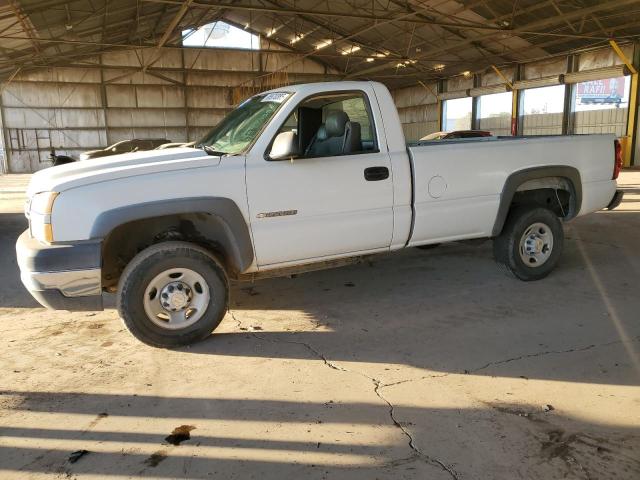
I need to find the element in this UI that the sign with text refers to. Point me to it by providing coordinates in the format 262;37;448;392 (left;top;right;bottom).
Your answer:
577;77;626;104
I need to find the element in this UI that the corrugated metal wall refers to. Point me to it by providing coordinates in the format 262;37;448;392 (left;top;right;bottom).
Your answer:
0;43;334;173
0;43;636;172
391;83;439;142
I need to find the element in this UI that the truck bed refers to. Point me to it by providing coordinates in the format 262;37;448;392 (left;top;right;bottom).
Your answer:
405;134;617;246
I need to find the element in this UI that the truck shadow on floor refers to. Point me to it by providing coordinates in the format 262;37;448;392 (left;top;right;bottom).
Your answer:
188;209;640;386
1;391;638;479
2;208;640;387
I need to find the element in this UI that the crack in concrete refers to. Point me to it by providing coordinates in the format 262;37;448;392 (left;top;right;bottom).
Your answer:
382;373;451;388
373;380;460;479
228;310;459;479
228;310;638;480
468;337;639;374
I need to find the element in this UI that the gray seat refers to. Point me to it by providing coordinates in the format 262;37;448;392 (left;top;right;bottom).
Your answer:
305;111;361;157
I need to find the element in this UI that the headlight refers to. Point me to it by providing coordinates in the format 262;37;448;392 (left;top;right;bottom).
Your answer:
31;221;54;244
30;191;58;243
31;191;59;215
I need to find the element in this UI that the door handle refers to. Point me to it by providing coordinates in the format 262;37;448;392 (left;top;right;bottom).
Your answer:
364;166;389;181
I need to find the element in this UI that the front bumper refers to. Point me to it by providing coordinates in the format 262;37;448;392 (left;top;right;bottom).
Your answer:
606;189;624;210
16;230;103;311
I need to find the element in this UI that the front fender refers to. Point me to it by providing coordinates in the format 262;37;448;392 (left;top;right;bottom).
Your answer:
92;197;254;273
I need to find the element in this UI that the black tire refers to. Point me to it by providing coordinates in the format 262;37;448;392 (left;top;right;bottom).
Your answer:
117;241;228;347
493;207;564;281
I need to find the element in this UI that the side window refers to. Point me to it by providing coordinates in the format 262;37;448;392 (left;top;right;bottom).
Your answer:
278;109;298;135
274;91;377;159
326;97;374;142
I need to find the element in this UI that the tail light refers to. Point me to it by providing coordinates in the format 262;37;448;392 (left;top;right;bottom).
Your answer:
613;139;623;180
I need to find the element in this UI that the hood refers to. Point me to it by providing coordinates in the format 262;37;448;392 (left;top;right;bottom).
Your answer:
28;147;219;196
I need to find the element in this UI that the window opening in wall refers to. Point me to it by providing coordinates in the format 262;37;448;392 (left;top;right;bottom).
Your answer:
182;21;260;50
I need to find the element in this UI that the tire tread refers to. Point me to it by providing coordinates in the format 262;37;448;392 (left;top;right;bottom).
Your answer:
117;241;228;348
492;207;563;281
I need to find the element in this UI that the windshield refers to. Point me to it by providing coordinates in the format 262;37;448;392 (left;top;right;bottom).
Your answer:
197;92;290;154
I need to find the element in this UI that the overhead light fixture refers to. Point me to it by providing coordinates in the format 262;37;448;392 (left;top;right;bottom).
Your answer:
366;57;374;62
396;62;407;68
462;70;472;77
315;39;333;50
266;27;279;38
291;34;305;44
433;64;445;71
341;45;361;55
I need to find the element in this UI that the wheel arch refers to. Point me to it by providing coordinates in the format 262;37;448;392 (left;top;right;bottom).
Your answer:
94;197;254;283
492;166;582;237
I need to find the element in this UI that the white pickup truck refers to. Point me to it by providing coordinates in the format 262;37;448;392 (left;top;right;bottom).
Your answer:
16;81;624;347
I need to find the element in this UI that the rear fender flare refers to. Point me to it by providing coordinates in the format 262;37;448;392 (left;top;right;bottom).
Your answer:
492;166;582;237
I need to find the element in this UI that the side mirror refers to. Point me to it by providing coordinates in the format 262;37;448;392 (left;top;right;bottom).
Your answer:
269;131;299;161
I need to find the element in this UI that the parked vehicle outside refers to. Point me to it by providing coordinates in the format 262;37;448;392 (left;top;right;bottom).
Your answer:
79;139;169;160
156;141;196;150
48;149;76;167
420;130;493;141
17;81;624;347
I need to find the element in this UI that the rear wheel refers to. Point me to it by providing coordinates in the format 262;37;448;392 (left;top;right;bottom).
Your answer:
493;207;563;281
117;241;228;347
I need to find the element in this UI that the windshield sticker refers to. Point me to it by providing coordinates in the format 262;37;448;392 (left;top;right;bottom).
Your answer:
261;92;289;103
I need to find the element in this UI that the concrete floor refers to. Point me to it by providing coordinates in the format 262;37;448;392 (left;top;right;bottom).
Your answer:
0;172;639;480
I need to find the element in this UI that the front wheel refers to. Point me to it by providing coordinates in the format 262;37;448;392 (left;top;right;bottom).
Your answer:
117;241;229;347
493;207;564;281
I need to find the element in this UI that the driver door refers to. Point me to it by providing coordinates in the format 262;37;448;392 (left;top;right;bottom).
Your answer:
245;90;394;268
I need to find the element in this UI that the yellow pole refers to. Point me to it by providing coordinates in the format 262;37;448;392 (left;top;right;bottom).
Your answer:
625;72;638;167
609;40;638;166
490;64;517;135
491;64;514;90
511;88;518;136
609;40;637;74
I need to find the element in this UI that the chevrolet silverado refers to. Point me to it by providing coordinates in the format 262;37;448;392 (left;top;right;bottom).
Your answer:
16;81;624;347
